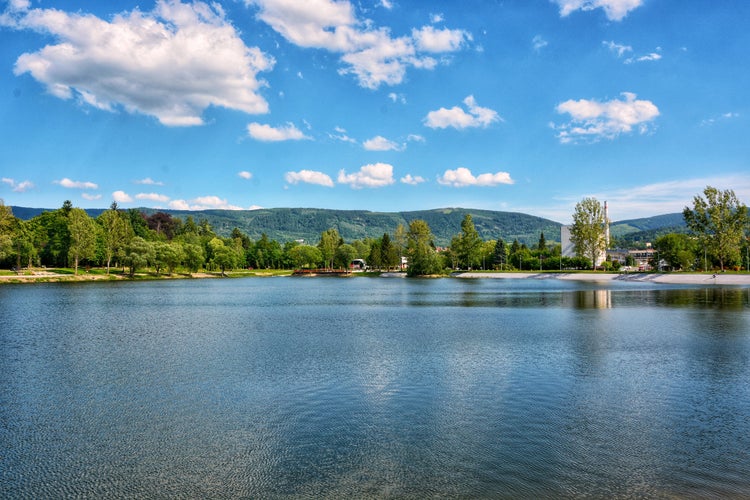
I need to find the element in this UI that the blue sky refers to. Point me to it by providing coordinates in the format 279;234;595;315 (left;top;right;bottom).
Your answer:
1;0;748;223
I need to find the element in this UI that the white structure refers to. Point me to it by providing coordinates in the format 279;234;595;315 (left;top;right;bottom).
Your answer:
561;225;575;258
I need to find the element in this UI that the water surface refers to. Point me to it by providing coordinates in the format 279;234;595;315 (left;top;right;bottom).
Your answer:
1;278;749;498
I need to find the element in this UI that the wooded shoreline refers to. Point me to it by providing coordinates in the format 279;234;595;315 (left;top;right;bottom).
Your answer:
3;269;750;285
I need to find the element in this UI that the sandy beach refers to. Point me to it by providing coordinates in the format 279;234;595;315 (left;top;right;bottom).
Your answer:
453;272;750;286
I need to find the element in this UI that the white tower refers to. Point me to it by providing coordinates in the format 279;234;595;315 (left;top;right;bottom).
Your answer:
604;201;610;248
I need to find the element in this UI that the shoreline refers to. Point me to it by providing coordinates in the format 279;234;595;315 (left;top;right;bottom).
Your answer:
2;269;750;286
452;271;750;285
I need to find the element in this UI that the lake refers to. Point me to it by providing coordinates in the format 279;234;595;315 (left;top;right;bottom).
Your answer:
1;277;749;498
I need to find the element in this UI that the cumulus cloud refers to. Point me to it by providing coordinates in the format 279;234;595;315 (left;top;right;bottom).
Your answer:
81;193;102;201
112;190;133;203
603;40;632;57
136;192;170;203
238;171;253;180
424;95;500;129
56;178;98;189
552;0;643;21
437;167;514;187
604;41;661;64
363;135;403;151
553;92;659;143
8;1;274;126
338;163;395;189
401;174;425;185
247;122;311;141
135;177;164;186
2;177;34;192
329;126;357;144
168;195;244;210
248;0;470;89
285;170;335;187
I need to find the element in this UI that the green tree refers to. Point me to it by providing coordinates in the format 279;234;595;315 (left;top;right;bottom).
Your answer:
570;197;606;270
209;238;238;276
406;219;442;276
68;208;98;274
492;238;508;270
318;228;342;269
182;242;205;273
537;232;547;253
0;200;15;263
393;224;407;270
288;244;322;269
124;236;155;277
654;233;697;271
98;203;133;274
452;214;483;270
334;243;357;269
683;186;748;271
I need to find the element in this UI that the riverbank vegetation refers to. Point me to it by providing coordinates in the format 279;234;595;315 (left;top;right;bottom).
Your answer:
1;186;748;280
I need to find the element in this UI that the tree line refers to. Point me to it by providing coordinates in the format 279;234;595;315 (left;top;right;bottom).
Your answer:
4;185;743;277
569;186;749;272
0;200;591;277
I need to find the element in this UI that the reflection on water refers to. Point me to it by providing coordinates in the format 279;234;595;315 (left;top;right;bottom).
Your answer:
1;278;749;498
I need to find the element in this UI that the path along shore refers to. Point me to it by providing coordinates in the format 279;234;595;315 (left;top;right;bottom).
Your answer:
453;272;750;285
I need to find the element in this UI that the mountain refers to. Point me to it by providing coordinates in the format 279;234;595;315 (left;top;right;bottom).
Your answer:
10;205;687;247
11;206;561;246
609;213;688;246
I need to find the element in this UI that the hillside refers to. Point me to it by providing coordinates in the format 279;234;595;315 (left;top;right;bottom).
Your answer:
12;206;561;246
11;205;688;247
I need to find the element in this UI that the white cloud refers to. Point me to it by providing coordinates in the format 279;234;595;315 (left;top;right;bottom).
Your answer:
626;52;661;64
437;167;514;187
10;1;274;126
430;13;444;24
401;174;425;185
247;122;311;141
135;177;164;186
238;171;253;180
407;134;425;142
554;92;659;143
2;177;34;192
285;170;335;187
56;177;98;189
553;0;643;21
81;193;102;201
388;92;406;104
412;25;470;53
168;195;244;210
532;35;548;52
112;190;133;203
329;126;357;144
701;112;740;127
424;95;500;129
603;40;632;57
136;192;170;203
338;163;395;189
379;0;393;10
363;135;403;151
248;0;470;89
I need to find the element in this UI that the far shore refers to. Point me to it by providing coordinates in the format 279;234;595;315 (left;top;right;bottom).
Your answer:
2;268;750;285
452;271;750;285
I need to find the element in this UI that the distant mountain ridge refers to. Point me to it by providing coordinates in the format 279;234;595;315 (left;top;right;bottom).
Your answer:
10;206;686;247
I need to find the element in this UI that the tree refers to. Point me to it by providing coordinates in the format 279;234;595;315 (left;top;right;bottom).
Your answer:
288;244;322;269
334;243;357;269
98;203;133;274
683;186;748;271
570;197;606;270
182;243;205;273
406;219;442;276
68;208;98;275
452;214;483;270
124;237;155;277
492;238;507;270
318;228;342;269
654;233;696;271
209;238;238;276
0;200;15;263
537;232;547;253
393;224;407;270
